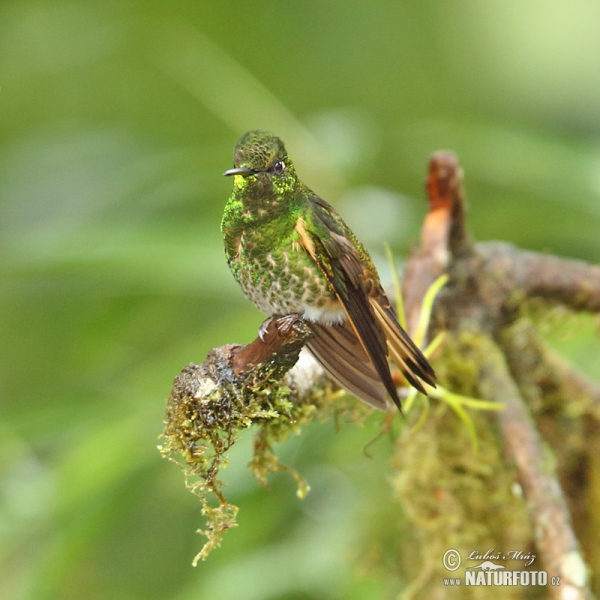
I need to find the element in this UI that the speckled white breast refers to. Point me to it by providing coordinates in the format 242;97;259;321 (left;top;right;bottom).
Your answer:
231;248;346;325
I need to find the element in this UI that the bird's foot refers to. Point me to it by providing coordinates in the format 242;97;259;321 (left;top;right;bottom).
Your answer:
258;314;303;342
274;313;302;335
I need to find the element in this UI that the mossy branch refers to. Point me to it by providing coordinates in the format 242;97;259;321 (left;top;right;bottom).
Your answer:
396;151;597;599
159;314;361;564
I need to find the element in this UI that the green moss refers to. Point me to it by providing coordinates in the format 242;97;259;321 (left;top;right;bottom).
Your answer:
387;332;534;599
159;352;353;563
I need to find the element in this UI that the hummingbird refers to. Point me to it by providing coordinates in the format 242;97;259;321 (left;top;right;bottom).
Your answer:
221;131;436;410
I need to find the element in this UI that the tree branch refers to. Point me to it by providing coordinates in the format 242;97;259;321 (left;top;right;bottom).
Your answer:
513;248;600;312
477;335;590;600
395;150;598;598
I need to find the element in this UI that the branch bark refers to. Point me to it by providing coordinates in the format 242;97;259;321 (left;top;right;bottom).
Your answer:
478;336;590;599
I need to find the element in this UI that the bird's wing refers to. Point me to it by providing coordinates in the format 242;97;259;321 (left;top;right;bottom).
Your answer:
306;320;389;410
296;196;436;410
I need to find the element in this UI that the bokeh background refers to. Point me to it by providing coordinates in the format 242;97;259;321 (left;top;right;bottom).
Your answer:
1;1;599;599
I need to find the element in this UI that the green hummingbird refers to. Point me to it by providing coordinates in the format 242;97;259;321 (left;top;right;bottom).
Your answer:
221;131;436;410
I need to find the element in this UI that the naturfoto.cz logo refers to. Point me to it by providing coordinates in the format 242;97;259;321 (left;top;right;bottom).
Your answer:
442;549;561;588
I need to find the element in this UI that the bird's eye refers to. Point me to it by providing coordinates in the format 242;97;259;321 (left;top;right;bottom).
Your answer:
272;160;285;175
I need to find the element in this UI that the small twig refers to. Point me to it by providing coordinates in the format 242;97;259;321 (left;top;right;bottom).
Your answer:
514;249;600;313
403;151;470;337
424;150;471;257
475;243;600;314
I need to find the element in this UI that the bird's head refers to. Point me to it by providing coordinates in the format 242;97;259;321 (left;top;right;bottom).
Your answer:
224;131;300;199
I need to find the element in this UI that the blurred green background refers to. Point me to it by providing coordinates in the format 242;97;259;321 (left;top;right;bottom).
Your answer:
1;1;599;598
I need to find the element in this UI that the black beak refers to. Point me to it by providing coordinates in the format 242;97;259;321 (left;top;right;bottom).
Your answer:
223;166;256;177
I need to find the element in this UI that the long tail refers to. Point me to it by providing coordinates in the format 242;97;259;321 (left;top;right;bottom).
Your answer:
369;298;436;395
306;301;436;411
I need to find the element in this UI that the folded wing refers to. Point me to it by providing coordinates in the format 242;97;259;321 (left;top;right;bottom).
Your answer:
307;320;389;410
296;196;436;411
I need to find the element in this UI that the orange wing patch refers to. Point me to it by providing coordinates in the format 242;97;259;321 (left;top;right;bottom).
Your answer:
294;217;316;259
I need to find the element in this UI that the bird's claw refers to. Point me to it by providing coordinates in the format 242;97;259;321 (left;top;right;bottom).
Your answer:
258;317;276;342
275;314;301;335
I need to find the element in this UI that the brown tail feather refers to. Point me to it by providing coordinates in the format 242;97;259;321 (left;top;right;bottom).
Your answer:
370;298;436;392
307;321;389;410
